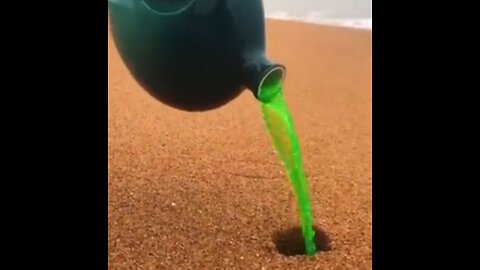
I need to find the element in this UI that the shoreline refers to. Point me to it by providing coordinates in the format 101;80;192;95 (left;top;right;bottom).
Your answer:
266;17;372;31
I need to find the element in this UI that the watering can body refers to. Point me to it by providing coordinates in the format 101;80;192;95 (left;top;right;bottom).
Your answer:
108;0;285;111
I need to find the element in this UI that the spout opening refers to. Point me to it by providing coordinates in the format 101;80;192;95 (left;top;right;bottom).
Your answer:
257;66;286;103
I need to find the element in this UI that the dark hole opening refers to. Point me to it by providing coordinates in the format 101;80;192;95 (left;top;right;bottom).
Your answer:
273;226;332;257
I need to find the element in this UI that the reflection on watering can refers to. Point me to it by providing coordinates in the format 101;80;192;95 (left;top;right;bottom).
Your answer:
108;0;286;111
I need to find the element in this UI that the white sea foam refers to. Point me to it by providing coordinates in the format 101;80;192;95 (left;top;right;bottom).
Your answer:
266;11;372;31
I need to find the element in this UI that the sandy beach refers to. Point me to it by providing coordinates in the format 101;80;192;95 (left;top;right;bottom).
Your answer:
108;19;372;270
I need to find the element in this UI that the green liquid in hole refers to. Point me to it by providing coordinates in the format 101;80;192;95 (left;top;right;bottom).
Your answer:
258;69;317;256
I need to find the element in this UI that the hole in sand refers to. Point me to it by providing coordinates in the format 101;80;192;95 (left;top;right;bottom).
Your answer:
273;226;332;256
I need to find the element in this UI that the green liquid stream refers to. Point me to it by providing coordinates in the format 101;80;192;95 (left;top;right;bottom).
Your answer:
259;82;316;256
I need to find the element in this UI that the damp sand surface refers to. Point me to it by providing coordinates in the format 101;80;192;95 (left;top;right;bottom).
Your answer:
109;19;372;270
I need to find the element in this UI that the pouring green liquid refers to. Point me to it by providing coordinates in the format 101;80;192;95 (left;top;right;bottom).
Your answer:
258;69;316;256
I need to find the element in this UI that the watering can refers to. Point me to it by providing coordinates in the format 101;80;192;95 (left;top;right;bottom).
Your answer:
108;0;286;111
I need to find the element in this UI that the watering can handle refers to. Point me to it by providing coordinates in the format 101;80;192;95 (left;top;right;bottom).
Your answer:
140;0;197;15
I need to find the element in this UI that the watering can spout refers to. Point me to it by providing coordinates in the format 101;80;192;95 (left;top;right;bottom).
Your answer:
243;56;286;103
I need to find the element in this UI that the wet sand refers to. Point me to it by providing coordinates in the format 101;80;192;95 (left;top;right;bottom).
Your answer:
108;19;372;270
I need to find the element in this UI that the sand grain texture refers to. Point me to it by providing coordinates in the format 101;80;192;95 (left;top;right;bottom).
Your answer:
108;20;372;270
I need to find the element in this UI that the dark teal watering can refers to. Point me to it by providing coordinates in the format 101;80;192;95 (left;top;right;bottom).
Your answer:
108;0;286;111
